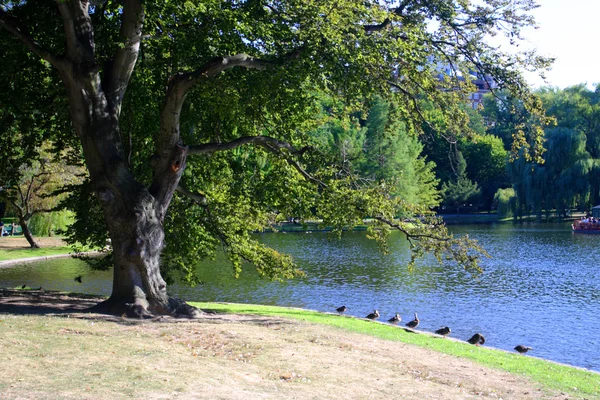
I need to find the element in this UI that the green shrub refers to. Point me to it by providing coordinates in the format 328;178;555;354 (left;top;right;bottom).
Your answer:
494;188;516;218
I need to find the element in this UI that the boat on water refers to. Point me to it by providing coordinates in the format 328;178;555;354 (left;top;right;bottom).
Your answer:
572;220;600;233
572;205;600;233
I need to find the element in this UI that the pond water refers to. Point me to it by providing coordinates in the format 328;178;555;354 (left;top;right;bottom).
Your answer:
1;222;599;372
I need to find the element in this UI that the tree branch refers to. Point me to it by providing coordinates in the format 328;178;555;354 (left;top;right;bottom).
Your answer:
156;53;274;157
184;53;273;82
105;0;144;118
364;18;392;33
149;143;188;223
151;52;287;216
55;1;79;60
175;185;207;206
189;135;323;188
0;9;64;69
54;0;95;66
363;0;411;33
24;175;36;213
188;136;309;156
371;215;449;241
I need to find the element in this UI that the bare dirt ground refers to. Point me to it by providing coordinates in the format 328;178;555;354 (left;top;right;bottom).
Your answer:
0;289;576;400
0;236;67;249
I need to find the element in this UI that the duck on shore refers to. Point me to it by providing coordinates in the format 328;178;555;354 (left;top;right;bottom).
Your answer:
336;305;347;314
514;345;533;354
434;326;451;337
365;310;380;320
467;333;485;346
387;313;401;324
405;312;419;329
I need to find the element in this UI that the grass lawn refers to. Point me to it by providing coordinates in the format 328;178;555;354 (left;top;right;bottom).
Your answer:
0;237;73;262
0;246;73;262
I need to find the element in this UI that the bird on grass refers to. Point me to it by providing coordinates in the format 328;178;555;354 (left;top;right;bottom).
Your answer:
365;310;380;320
435;326;451;337
467;333;485;346
514;345;532;354
387;313;401;324
74;275;83;283
405;312;419;329
336;305;347;314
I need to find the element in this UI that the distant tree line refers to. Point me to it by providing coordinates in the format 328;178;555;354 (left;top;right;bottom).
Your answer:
267;85;600;220
421;84;600;219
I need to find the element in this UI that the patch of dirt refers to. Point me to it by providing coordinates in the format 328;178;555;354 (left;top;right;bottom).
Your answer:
0;236;67;249
0;290;575;399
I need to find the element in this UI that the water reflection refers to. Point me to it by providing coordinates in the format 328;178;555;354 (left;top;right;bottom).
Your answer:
1;222;599;371
0;258;112;296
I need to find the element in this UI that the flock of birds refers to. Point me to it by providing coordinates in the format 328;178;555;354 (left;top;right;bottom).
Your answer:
336;306;533;354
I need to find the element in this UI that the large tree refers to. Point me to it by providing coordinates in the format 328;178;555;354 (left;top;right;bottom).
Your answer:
462;133;509;211
0;0;548;317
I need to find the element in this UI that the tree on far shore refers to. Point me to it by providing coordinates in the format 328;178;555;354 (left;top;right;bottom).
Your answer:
441;152;480;214
0;145;84;248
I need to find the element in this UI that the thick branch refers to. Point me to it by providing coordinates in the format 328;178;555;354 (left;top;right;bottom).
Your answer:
364;18;391;33
151;53;280;215
55;2;78;60
189;136;323;187
149;143;188;222
186;53;273;81
188;136;308;155
105;0;144;117
363;0;410;33
54;0;95;66
157;53;273;154
175;185;207;205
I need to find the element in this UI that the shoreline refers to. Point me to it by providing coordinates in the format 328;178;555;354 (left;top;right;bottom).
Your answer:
0;251;101;269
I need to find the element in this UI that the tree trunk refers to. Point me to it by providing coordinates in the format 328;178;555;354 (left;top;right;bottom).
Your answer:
64;80;200;318
18;217;39;248
88;175;200;318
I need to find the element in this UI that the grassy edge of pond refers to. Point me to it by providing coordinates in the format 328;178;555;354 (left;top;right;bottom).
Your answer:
193;302;600;398
0;246;73;261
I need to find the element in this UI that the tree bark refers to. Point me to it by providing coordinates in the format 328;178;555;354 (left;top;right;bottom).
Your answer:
72;107;200;318
18;218;39;248
89;169;201;318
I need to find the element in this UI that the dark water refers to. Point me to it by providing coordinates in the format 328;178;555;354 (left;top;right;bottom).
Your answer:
1;222;600;372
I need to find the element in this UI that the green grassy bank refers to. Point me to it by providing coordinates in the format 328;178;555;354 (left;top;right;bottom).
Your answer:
193;302;600;398
0;246;73;262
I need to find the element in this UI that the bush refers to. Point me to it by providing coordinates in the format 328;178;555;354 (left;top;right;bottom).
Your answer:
494;188;516;218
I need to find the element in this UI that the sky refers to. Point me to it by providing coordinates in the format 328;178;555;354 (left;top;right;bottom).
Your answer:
514;0;600;89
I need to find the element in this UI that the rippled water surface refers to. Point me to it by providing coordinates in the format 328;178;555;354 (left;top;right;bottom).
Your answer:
1;222;599;371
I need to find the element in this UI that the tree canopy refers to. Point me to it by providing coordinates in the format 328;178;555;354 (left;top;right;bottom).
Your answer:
0;0;550;316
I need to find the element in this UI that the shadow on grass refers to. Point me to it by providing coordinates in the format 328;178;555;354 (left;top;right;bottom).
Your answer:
0;288;102;314
0;289;295;329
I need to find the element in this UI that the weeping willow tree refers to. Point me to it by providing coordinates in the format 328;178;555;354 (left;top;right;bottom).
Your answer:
0;0;550;317
508;127;590;219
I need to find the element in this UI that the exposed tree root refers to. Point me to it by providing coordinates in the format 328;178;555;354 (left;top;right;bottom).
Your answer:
88;296;203;319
